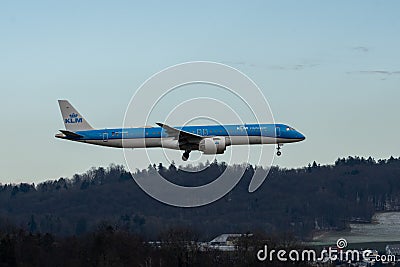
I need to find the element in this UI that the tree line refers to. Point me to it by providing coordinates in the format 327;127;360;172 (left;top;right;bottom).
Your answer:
0;156;399;241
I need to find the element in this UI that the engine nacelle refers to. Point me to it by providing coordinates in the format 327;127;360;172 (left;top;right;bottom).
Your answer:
199;137;227;154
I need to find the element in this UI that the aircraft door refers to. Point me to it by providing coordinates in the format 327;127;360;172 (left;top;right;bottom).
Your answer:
103;132;108;142
275;127;281;138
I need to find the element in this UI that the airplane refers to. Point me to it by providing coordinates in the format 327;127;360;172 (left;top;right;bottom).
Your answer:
55;100;305;161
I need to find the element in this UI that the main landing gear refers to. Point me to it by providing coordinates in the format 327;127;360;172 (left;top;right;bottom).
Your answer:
276;144;282;156
182;150;191;161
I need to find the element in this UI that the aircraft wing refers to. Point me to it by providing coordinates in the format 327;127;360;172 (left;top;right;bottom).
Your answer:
156;122;203;142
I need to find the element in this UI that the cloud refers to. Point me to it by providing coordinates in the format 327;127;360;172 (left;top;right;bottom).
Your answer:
352;46;369;53
268;63;319;70
222;61;319;71
221;61;246;66
349;70;400;75
347;70;400;80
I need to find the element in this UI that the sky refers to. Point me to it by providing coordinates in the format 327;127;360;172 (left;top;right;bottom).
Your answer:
0;1;399;183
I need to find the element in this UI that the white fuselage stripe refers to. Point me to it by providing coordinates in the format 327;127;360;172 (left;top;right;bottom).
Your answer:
78;136;303;150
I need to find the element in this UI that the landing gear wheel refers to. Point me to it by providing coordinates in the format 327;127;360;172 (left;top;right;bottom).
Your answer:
276;144;282;156
182;150;191;161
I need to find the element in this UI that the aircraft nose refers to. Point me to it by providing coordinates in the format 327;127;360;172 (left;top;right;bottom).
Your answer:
298;131;306;140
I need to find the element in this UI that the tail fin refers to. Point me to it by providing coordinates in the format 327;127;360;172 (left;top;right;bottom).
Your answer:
58;100;94;131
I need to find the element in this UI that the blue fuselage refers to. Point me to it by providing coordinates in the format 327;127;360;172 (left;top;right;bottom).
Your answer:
56;123;305;148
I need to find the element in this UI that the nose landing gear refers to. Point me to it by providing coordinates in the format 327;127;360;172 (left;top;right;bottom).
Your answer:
276;144;282;156
182;150;191;161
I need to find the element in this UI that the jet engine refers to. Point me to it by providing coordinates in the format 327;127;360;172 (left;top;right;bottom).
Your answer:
199;137;227;154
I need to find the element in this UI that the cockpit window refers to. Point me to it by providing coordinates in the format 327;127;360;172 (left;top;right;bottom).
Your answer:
286;127;295;131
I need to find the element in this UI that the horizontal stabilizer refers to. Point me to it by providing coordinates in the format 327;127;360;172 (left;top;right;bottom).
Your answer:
59;130;83;138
